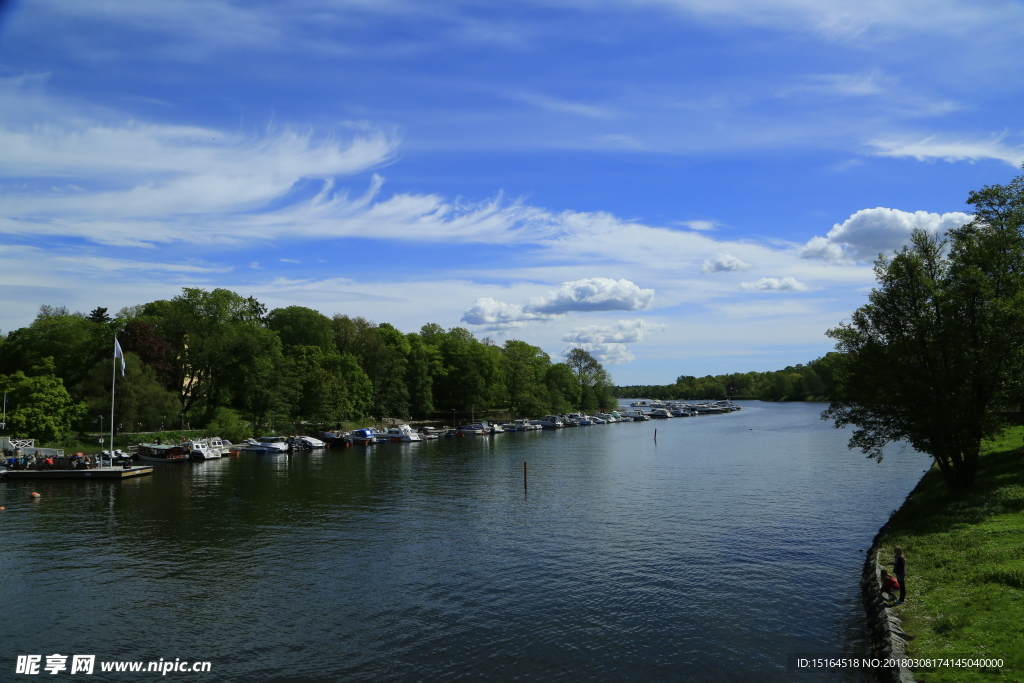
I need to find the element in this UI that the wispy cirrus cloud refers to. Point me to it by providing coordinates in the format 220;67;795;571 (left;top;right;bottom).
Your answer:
868;133;1024;167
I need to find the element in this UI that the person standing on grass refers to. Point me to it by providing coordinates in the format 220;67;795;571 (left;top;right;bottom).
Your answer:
894;547;907;604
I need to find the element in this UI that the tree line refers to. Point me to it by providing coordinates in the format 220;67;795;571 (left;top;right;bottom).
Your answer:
0;292;615;444
614;353;842;402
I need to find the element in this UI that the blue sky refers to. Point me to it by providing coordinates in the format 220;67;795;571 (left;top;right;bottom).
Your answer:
1;0;1022;383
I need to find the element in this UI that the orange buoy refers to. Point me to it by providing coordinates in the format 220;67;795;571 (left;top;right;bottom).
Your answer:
29;492;41;499
0;506;6;510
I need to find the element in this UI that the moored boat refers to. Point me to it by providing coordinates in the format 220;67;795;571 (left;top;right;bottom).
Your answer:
187;439;222;460
288;435;326;449
384;424;423;442
136;442;189;463
343;428;378;445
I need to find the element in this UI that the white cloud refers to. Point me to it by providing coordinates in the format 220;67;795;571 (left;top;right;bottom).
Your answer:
800;207;973;262
460;278;654;330
562;319;664;344
740;276;807;291
678;220;718;231
562;342;635;365
702;252;751;273
868;134;1024;167
460;297;549;328
526;277;654;314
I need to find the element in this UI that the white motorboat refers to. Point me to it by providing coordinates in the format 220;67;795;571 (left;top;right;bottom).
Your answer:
480;421;504;434
288;435;326;449
510;419;541;431
187;440;222;460
535;416;564;429
384;424;423;442
258;436;290;451
418;426;443;439
237;436;290;452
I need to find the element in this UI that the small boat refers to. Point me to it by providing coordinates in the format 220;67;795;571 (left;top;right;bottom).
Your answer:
456;424;486;435
343;428;378;445
287;435;326;449
418;426;443;440
318;431;348;446
187;440;222;461
384;424;423;442
509;419;540;431
480;421;504;434
237;437;289;453
535;416;564;429
136;443;189;463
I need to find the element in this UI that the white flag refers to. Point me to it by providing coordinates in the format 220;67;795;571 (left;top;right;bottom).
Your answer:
113;338;125;376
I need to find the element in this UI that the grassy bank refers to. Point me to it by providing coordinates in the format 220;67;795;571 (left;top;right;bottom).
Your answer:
878;427;1024;682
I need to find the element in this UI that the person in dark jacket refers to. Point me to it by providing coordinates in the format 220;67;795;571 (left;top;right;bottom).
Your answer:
894;547;907;604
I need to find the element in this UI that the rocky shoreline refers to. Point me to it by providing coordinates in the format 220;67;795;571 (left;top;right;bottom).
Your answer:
860;474;931;683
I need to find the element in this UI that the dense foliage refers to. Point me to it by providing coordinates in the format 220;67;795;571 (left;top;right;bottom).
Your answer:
0;288;617;442
614;353;842;402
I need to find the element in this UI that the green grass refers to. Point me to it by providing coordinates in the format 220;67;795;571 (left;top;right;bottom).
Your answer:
878;426;1024;682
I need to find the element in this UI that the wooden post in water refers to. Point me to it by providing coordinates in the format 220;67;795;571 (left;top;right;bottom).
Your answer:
524;461;528;494
654;428;658;444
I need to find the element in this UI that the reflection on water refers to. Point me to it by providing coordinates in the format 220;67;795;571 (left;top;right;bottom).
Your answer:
2;403;930;681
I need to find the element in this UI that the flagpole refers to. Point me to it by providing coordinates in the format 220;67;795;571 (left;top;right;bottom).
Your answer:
109;337;118;465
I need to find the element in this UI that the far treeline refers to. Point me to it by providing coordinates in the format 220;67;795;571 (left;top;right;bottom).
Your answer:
613;353;841;402
0;293;616;444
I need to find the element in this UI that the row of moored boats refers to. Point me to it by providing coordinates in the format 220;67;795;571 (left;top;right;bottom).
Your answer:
119;401;741;460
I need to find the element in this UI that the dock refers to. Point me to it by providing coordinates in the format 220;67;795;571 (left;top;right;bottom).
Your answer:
2;466;153;480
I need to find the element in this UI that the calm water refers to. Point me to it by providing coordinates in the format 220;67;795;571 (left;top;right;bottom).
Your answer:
2;402;931;681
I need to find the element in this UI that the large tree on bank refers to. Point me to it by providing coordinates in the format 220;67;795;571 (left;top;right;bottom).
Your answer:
824;173;1024;492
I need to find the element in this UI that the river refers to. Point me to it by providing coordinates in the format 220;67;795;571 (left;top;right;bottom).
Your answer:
1;402;931;681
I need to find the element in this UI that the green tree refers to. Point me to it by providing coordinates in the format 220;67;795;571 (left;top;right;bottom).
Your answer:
825;174;1024;491
267;306;335;353
87;307;111;324
154;288;280;421
77;352;181;433
405;334;436;419
565;348;610;410
0;314;108;390
501;340;550;417
545;363;580;414
0;358;86;443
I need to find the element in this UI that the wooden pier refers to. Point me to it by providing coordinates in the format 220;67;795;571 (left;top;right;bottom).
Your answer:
2;466;153;480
